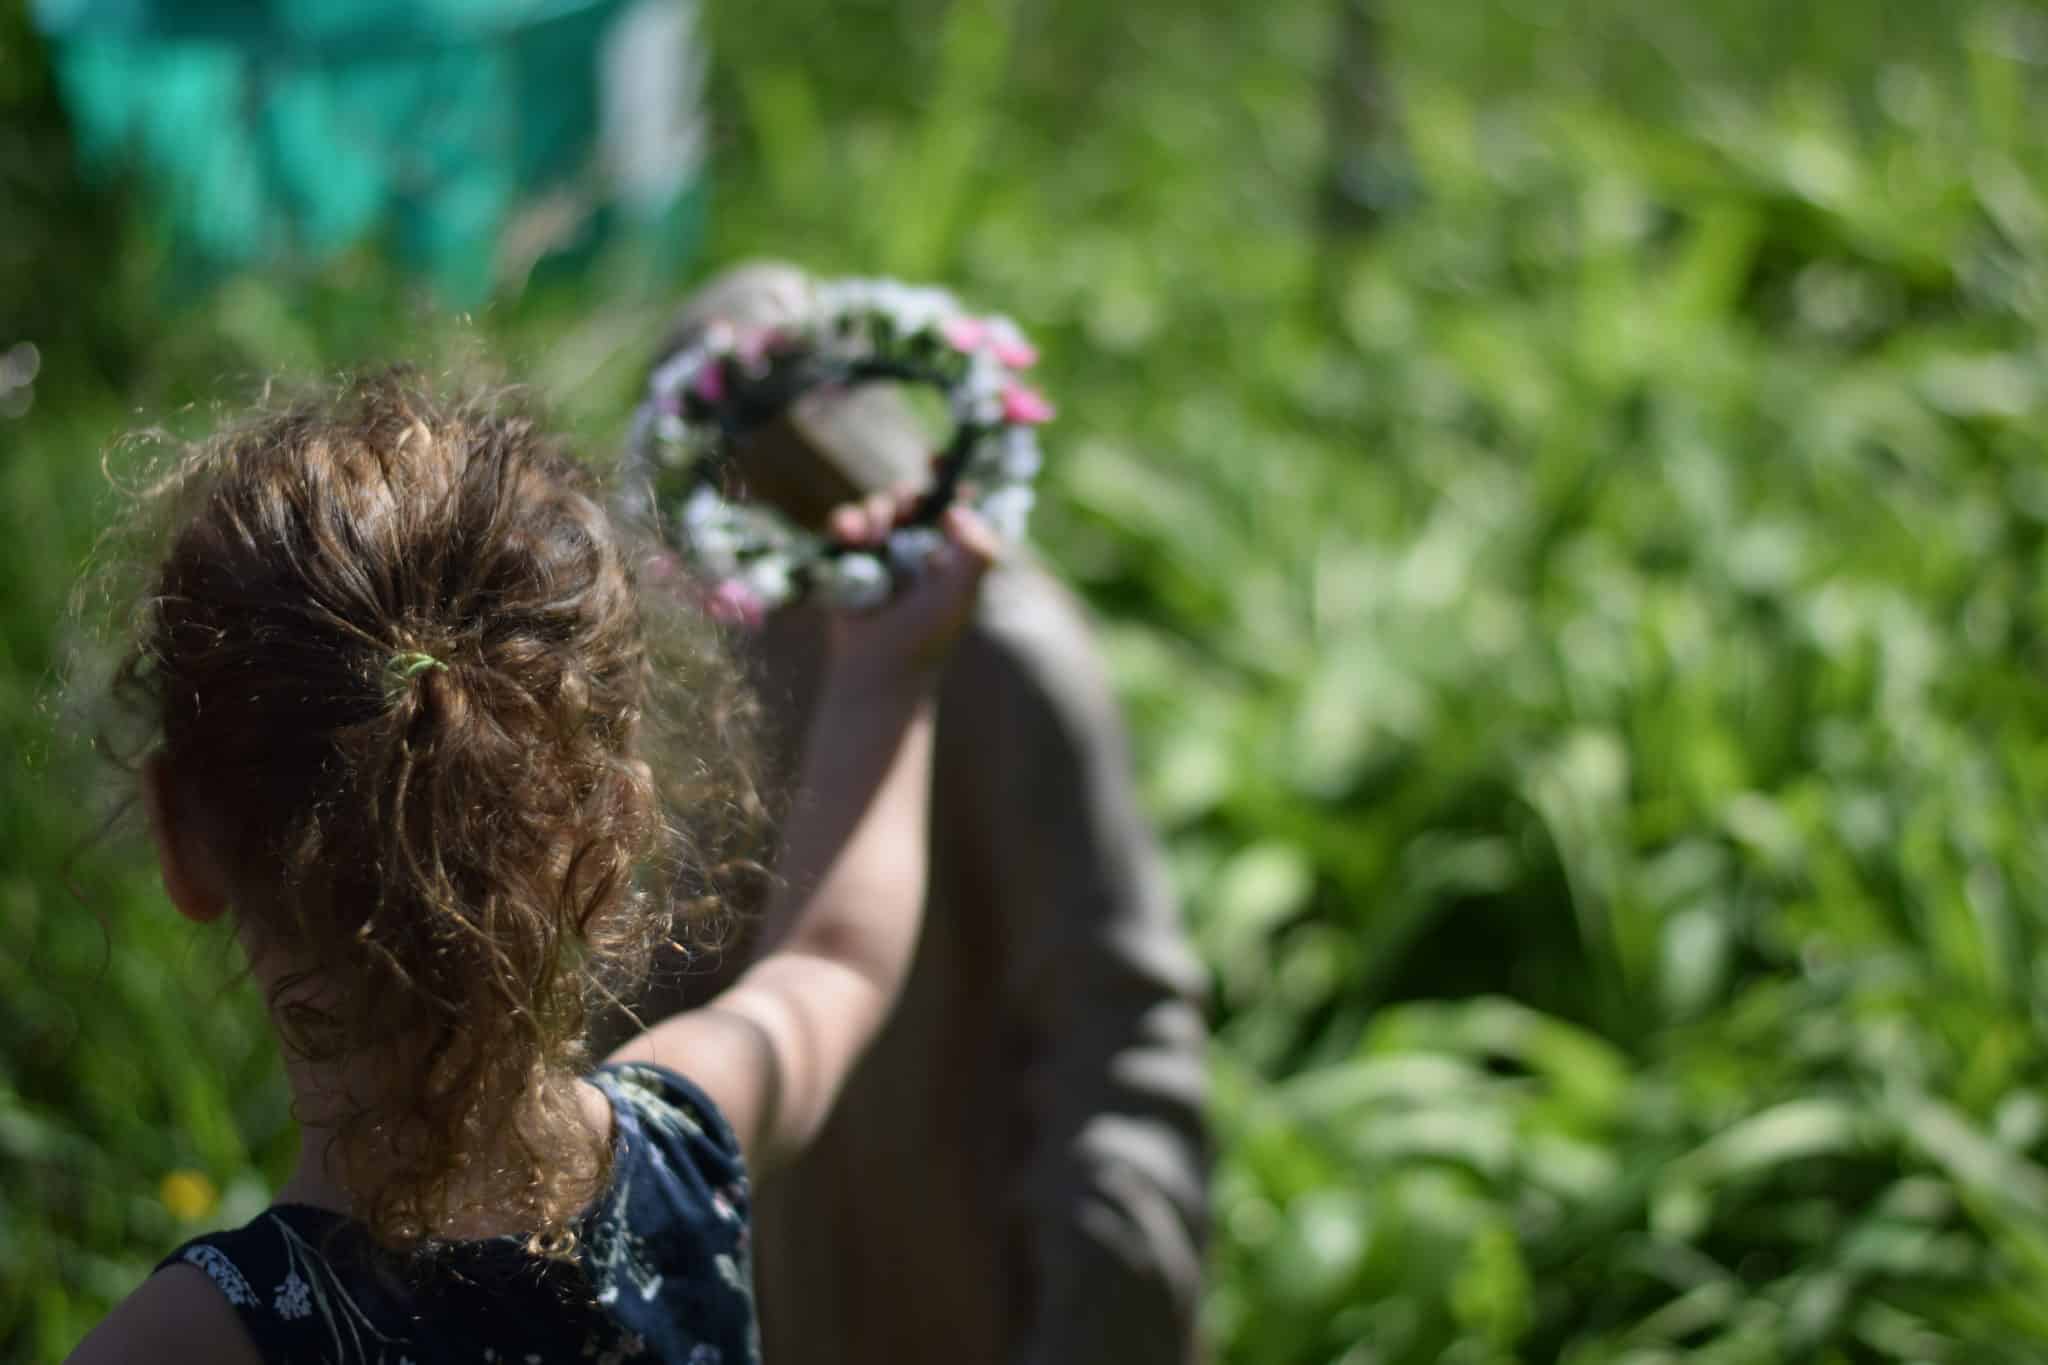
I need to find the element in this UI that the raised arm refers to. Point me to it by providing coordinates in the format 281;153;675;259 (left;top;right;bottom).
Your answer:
608;500;995;1169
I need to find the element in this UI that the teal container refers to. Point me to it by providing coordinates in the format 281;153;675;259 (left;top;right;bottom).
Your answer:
31;0;709;300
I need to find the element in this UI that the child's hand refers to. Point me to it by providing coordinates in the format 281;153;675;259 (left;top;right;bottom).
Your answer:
822;491;999;690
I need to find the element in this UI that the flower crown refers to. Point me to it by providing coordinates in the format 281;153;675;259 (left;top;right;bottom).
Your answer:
622;277;1052;624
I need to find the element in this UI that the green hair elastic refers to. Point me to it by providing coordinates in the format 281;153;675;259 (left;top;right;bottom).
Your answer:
384;650;448;698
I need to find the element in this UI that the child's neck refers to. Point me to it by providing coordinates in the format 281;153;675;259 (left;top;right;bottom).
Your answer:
270;1052;615;1241
245;934;615;1241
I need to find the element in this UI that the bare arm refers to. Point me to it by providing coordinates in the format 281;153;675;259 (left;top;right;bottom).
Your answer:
610;679;933;1169
609;501;995;1170
66;1265;263;1365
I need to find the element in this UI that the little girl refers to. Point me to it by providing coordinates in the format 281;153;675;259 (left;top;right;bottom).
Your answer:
66;368;995;1364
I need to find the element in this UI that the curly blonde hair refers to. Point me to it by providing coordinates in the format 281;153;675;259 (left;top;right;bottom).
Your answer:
100;368;764;1254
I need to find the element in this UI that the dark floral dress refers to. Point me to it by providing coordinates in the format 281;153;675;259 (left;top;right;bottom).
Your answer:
159;1063;759;1365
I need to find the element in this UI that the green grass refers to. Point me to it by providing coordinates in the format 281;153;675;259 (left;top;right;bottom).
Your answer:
11;0;2048;1359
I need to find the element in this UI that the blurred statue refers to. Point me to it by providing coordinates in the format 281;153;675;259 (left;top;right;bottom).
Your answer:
599;263;1212;1365
29;0;708;300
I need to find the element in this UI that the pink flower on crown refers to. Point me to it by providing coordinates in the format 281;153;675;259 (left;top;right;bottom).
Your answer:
988;321;1039;369
942;316;990;353
994;337;1039;369
704;577;765;629
690;362;728;404
1000;383;1055;425
735;325;787;370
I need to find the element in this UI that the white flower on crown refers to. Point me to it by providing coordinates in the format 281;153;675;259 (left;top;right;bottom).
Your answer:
686;524;743;580
741;557;796;609
681;485;724;530
699;319;738;356
980;486;1037;543
999;427;1043;481
902;285;960;336
818;553;891;611
648;346;699;398
956;352;1008;427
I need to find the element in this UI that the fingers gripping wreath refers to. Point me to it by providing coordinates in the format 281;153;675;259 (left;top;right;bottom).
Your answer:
622;278;1051;625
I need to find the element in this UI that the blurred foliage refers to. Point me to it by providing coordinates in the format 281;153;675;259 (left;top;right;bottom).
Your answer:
10;0;2048;1360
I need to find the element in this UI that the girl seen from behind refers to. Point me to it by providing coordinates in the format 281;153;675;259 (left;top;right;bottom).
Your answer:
65;369;996;1364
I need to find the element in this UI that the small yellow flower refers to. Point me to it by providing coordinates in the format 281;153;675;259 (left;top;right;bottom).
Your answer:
159;1169;218;1221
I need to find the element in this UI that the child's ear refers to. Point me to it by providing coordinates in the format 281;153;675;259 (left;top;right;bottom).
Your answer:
142;755;230;925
